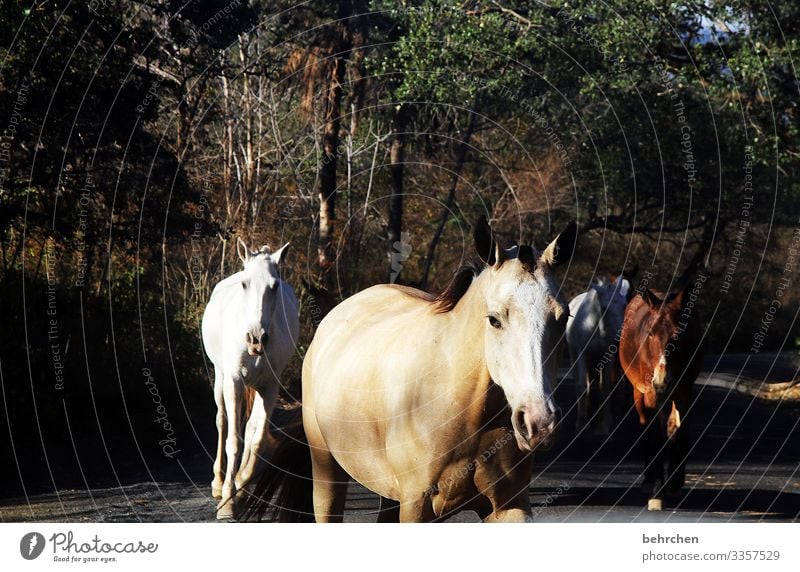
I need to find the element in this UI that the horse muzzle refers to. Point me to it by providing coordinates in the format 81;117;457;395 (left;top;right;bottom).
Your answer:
512;402;559;452
245;332;268;356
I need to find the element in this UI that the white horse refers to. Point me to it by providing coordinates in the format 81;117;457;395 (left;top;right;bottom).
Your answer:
201;238;299;519
567;274;631;435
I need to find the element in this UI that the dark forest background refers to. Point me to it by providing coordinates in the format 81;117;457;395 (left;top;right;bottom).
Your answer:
1;0;798;498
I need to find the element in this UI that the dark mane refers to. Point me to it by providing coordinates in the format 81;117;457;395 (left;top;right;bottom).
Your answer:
433;261;485;313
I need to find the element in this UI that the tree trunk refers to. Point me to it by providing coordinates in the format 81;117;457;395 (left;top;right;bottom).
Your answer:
317;55;346;288
239;36;256;231
419;102;480;290
220;70;234;224
388;104;408;282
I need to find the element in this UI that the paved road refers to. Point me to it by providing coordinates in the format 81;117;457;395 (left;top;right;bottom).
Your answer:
3;354;799;523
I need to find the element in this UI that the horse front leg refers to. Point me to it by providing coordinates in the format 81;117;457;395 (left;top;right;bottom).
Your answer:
482;489;532;523
485;507;532;522
217;376;244;520
211;370;226;499
635;388;664;509
666;400;688;494
398;495;435;523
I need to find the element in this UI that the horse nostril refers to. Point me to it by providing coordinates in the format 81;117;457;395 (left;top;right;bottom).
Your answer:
522;409;539;440
515;409;528;439
246;332;253;345
260;333;268;347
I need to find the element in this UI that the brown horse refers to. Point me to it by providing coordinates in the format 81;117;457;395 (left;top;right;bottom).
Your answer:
619;277;705;510
246;218;577;522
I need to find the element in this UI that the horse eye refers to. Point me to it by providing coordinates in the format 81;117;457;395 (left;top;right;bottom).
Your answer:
487;315;502;329
241;282;247;290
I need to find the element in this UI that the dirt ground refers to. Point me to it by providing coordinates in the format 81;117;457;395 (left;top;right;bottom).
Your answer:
2;353;798;523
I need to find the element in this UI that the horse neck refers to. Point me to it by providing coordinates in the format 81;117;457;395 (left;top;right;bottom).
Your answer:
441;269;492;395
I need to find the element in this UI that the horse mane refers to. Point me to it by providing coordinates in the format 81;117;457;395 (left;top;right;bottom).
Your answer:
432;261;485;313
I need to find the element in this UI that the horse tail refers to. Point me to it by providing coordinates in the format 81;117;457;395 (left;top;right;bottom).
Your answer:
243;406;314;522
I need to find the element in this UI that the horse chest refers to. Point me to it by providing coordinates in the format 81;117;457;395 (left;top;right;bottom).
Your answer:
235;356;273;386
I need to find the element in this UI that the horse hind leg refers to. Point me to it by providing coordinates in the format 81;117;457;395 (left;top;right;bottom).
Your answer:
211;369;226;500
309;447;349;522
304;412;349;523
236;385;278;491
236;387;264;490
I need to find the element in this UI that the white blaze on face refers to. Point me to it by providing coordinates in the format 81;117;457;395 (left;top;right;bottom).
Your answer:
652;354;668;388
240;253;282;341
483;262;561;451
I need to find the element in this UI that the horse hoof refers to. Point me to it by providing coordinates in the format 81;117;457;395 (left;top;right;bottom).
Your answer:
211;484;223;500
216;499;236;520
647;498;663;511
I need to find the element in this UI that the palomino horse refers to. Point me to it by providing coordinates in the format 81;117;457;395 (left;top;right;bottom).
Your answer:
619;277;704;510
248;218;577;522
201;238;299;518
567;271;634;435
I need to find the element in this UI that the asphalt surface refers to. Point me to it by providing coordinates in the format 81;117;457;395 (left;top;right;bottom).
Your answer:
2;353;799;523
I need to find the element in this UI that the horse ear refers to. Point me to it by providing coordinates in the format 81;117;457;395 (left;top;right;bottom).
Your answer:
640;288;662;308
474;215;496;265
669;284;688;307
271;242;289;265
494;240;508;268
618;278;630;298
237;237;250;263
541;221;578;268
